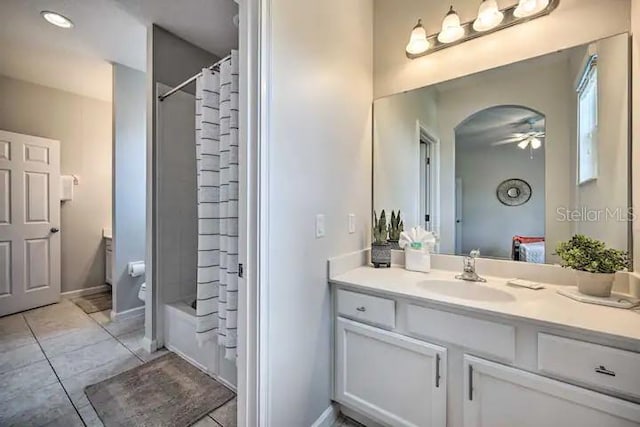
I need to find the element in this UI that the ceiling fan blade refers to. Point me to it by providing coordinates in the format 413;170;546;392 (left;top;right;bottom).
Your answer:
491;138;524;146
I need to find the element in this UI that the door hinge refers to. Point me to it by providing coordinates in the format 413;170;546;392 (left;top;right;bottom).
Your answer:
238;263;244;278
468;364;474;401
425;214;430;222
426;157;431;165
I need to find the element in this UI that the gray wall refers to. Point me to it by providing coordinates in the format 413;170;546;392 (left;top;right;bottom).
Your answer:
456;143;546;259
0;75;112;293
113;64;146;314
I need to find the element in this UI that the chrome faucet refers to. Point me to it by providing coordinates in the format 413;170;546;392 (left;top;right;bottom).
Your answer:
455;249;487;282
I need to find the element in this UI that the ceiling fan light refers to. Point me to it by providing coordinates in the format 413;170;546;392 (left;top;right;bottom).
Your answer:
406;19;430;55
517;140;529;149
513;0;549;18
437;6;465;44
473;0;504;32
530;137;542;149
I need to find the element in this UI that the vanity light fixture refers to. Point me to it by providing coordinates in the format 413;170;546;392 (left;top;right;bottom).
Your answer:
41;11;74;29
406;0;559;59
473;0;504;32
437;6;465;44
405;19;430;56
514;0;550;18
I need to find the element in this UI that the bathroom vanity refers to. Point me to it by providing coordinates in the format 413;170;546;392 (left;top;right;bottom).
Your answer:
330;266;640;427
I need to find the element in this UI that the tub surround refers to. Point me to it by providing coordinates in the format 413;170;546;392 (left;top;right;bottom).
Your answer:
328;250;640;426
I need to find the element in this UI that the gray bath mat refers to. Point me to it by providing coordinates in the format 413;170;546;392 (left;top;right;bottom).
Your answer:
72;291;112;314
85;352;235;426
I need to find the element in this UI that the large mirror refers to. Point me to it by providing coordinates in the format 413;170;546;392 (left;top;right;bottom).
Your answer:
373;33;631;264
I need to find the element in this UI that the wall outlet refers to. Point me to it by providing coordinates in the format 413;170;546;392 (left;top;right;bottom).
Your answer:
348;214;356;234
315;214;326;238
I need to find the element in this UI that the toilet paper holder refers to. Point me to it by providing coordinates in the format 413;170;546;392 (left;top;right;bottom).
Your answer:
128;261;145;278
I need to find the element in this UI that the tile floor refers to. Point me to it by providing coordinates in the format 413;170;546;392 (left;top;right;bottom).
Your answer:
0;299;237;427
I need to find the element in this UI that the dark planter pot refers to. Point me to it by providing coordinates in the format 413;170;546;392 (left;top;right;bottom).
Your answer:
388;239;400;250
371;243;391;268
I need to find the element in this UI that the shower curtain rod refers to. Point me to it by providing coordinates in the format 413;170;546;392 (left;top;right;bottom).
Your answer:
158;53;232;102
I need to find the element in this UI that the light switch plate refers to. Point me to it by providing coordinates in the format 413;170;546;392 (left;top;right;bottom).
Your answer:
316;214;325;238
348;214;356;234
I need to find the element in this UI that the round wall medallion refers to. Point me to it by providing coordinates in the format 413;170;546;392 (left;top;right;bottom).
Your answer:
496;179;532;206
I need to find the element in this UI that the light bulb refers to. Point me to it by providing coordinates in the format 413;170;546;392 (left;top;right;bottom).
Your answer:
530;137;542;149
437;6;465;44
473;0;504;32
41;11;73;29
518;140;529;149
406;19;430;55
513;0;549;18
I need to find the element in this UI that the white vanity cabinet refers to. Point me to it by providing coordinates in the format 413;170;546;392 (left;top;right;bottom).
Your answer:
332;282;640;427
464;355;640;427
335;317;447;427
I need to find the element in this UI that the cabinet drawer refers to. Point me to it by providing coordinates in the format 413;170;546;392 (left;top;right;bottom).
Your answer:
538;333;640;399
407;304;515;362
336;289;395;329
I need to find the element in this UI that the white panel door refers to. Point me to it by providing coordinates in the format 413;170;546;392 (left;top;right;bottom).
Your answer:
464;355;640;427
336;317;447;427
0;130;60;316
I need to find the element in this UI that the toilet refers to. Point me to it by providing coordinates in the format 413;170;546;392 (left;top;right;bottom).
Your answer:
138;282;146;302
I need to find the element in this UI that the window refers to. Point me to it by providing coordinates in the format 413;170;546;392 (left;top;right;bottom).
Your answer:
577;54;598;184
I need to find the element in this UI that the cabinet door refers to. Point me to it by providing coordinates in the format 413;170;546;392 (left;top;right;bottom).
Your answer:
464;355;640;427
336;317;446;427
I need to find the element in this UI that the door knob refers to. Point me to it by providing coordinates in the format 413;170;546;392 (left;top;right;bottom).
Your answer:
50;228;60;233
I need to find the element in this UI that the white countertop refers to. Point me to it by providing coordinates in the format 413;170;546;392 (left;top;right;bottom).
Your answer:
330;267;640;346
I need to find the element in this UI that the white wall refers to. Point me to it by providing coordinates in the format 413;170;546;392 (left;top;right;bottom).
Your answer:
568;35;629;252
374;0;630;98
456;143;545;258
633;1;640;272
265;0;373;424
374;86;437;228
0;75;112;293
112;64;146;314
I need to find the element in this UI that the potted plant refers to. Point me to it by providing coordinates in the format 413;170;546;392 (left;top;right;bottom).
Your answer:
555;235;629;297
388;210;404;250
371;210;391;268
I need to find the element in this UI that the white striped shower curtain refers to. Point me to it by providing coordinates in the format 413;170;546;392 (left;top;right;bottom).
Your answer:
195;50;239;361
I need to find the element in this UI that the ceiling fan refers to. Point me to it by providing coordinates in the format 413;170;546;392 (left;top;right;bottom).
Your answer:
491;119;545;150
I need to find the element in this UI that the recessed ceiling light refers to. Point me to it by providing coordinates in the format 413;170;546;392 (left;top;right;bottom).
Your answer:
41;11;74;29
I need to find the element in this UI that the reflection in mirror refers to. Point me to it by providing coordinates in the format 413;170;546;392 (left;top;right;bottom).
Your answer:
373;33;630;265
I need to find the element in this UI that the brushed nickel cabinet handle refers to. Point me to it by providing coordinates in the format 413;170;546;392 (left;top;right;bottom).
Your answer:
468;364;474;401
435;354;441;388
595;365;616;377
356;306;366;312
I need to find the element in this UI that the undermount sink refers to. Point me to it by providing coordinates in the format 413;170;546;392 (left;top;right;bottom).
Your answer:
417;279;516;302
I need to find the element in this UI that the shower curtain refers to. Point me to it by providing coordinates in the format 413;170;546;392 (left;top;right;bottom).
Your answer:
195;50;239;361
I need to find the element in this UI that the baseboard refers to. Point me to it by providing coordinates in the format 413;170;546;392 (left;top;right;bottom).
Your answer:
111;305;144;321
339;405;384;427
311;404;339;427
61;284;110;299
141;336;157;353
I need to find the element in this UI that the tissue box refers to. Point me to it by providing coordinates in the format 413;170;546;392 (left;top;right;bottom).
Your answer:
405;247;431;273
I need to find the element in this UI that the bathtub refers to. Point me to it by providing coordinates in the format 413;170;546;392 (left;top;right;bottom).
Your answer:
163;300;237;390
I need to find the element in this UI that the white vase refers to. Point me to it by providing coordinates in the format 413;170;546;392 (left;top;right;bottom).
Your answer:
575;270;615;297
